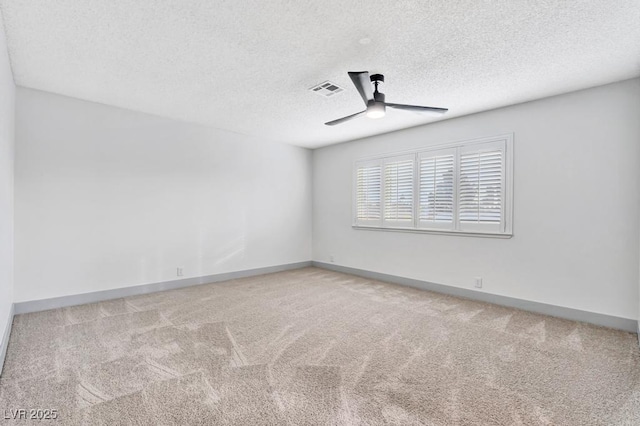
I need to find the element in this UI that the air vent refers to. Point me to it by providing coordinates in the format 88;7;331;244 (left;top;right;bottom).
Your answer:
309;81;344;97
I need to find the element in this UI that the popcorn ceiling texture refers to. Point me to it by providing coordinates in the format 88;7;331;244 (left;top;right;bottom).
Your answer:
0;1;639;148
1;268;639;424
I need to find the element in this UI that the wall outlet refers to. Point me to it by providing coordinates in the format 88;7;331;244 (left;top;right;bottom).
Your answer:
177;267;184;277
474;277;483;288
329;255;335;263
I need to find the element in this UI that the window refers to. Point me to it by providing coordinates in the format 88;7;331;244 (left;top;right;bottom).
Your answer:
355;160;382;226
353;134;513;236
418;149;455;229
383;155;414;227
458;141;505;233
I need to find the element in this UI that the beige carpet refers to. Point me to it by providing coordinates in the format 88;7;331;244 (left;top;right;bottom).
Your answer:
1;267;639;425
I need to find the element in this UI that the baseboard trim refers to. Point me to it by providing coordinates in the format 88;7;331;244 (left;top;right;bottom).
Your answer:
0;303;15;376
313;262;638;333
14;261;312;315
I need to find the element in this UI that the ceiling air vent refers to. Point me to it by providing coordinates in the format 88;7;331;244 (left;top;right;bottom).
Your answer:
309;81;344;98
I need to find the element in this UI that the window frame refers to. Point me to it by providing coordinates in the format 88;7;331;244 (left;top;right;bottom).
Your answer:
353;158;383;227
381;153;416;229
417;147;457;231
352;134;514;238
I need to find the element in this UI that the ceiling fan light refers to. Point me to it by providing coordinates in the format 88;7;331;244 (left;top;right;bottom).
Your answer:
366;103;386;119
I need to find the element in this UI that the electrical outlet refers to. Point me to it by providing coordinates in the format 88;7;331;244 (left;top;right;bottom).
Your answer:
177;267;183;277
329;255;335;263
474;277;482;288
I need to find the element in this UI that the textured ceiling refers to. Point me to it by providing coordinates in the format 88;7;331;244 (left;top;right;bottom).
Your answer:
1;1;639;148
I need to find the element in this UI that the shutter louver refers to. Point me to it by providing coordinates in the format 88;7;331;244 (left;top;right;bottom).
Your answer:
356;164;381;223
459;149;503;225
419;154;454;225
384;159;414;224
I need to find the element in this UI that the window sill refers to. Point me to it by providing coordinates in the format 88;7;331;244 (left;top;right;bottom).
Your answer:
352;225;513;239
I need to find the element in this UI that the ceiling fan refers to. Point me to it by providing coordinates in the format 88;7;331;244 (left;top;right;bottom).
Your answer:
325;71;448;126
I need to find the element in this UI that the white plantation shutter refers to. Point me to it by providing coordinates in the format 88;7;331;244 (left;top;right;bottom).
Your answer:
458;141;505;232
418;149;455;229
355;161;382;226
352;135;512;235
383;156;414;227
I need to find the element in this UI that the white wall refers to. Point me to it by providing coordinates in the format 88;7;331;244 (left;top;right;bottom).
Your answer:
0;12;15;341
14;88;312;302
313;78;640;321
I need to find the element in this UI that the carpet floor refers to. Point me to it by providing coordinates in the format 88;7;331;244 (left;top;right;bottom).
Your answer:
1;267;639;425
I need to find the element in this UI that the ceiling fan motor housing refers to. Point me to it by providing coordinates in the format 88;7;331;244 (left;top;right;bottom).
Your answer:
367;74;386;118
371;92;385;103
370;73;385;103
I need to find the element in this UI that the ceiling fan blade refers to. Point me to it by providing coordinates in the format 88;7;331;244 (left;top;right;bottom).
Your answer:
386;103;448;114
324;110;367;126
348;71;374;105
